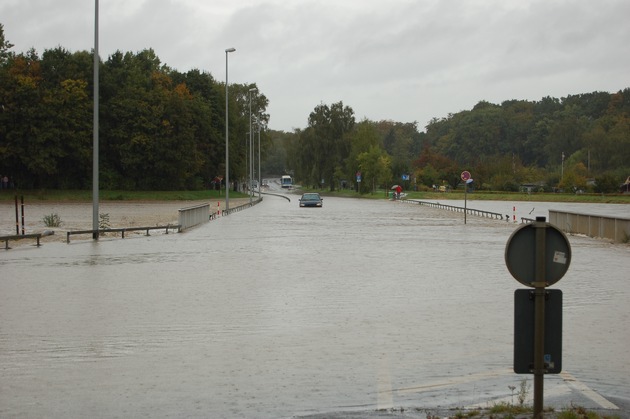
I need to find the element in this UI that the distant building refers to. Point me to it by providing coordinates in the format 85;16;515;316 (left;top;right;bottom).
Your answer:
520;182;545;193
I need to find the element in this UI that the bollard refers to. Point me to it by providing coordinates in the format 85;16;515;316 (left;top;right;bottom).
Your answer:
513;206;517;223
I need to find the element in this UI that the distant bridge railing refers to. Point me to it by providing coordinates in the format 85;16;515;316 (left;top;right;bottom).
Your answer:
260;192;291;202
549;210;630;243
402;199;505;220
222;197;262;216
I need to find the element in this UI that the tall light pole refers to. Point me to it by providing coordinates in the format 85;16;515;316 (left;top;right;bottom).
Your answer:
257;118;262;199
560;151;564;183
93;0;99;239
248;87;257;203
224;47;235;211
253;116;262;199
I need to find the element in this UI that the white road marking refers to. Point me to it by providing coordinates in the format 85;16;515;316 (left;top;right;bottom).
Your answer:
559;371;619;410
381;367;619;411
377;355;394;409
394;368;513;395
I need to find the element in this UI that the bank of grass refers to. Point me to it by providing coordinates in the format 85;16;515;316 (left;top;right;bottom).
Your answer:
386;403;621;419
2;188;629;204
471;402;620;419
0;189;248;202
308;187;630;204
405;190;630;204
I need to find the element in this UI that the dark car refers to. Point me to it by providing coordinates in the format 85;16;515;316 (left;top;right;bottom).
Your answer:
299;193;323;207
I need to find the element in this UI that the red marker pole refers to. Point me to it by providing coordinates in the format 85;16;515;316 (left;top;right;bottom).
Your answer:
513;206;516;223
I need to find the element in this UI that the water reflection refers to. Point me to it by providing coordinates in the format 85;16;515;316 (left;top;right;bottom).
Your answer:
1;196;628;418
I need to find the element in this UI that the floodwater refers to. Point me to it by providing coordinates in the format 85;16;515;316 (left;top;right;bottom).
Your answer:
1;194;629;418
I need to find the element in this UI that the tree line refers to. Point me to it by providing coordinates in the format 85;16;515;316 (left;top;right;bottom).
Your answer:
281;93;630;194
1;22;629;194
0;24;269;190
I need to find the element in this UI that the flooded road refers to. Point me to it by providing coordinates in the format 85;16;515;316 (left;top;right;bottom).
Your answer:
1;195;629;418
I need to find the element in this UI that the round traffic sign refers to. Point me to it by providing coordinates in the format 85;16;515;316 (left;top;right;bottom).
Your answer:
461;171;471;181
505;221;571;287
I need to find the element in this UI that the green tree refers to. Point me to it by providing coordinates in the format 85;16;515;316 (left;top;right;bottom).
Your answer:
0;23;14;65
448;102;506;164
502;100;536;165
345;120;380;190
544;105;589;168
357;145;391;193
375;120;419;188
415;163;439;189
593;173;622;193
412;145;459;189
1;50;52;188
297;101;355;190
559;162;588;191
41;78;92;188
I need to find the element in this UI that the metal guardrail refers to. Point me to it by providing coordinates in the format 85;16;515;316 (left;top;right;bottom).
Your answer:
11;198;260;248
2;231;54;249
222;197;262;216
402;199;505;220
522;212;630;243
549;210;630;243
260;192;291;202
178;203;210;231
66;225;180;243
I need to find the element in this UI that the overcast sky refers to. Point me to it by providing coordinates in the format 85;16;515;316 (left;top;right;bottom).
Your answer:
2;0;629;132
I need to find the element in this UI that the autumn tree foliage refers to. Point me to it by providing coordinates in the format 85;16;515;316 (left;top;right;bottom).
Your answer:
2;22;628;193
0;25;269;190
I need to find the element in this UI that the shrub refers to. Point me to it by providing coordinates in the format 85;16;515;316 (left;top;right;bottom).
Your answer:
99;213;111;229
42;213;63;227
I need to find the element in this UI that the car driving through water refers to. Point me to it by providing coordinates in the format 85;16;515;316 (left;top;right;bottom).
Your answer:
299;193;323;207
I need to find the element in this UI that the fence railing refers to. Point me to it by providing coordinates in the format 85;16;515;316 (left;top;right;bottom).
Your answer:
10;199;261;247
2;231;54;249
403;199;505;220
549;210;630;243
222;197;262;216
66;225;180;243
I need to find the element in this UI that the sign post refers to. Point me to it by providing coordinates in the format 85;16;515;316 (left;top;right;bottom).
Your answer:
461;171;471;224
505;217;571;418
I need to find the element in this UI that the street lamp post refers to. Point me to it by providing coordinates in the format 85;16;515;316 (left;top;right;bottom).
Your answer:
252;116;262;199
248;87;257;203
93;0;100;239
245;132;249;196
257;119;261;199
225;47;235;211
560;151;564;183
